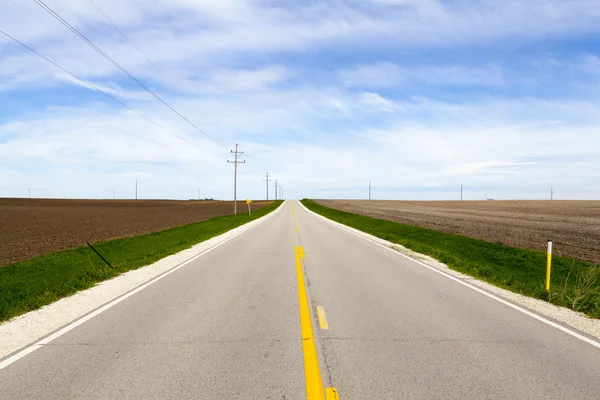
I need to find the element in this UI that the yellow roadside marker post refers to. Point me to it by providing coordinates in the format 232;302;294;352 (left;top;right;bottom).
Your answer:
546;240;552;294
246;199;252;216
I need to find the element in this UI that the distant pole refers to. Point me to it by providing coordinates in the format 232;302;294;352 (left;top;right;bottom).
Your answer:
28;188;31;199
198;188;200;201
369;181;371;200
227;144;245;214
280;185;283;200
113;188;115;200
264;173;271;203
551;187;554;201
461;184;463;201
274;179;278;201
135;180;138;200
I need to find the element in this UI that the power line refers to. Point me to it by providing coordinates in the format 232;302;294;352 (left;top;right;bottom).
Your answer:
86;0;181;93
0;28;206;152
33;0;221;147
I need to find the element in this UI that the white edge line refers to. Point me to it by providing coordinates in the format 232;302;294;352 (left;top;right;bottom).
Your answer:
297;200;600;350
0;201;285;370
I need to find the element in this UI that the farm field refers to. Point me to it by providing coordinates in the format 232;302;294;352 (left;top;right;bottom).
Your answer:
315;200;600;264
0;198;268;267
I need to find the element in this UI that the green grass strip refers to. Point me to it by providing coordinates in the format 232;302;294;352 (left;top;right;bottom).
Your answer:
301;199;600;319
0;201;283;323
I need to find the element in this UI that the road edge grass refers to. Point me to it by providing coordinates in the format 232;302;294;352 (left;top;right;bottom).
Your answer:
301;199;600;319
0;200;283;323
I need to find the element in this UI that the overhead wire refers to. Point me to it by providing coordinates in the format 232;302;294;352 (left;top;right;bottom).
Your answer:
0;28;209;153
32;0;223;148
86;0;182;93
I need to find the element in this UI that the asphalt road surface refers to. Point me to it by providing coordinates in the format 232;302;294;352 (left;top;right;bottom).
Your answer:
1;200;599;399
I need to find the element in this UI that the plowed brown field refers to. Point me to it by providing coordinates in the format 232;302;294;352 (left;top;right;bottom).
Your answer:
315;200;600;264
0;199;268;267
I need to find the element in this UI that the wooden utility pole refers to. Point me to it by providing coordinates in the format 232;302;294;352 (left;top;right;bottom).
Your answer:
227;144;245;214
264;173;271;203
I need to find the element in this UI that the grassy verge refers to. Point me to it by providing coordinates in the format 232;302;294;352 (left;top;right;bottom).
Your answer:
0;201;283;323
301;199;600;319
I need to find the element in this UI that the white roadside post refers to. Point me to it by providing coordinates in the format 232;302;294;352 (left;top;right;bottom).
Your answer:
546;240;553;294
246;199;252;216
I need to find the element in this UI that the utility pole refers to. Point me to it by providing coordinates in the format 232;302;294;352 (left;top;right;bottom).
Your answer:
461;184;463;201
369;181;371;200
113;188;115;200
264;173;271;203
135;180;138;200
28;188;31;199
274;179;278;201
227;144;245;214
198;188;200;201
551;187;554;201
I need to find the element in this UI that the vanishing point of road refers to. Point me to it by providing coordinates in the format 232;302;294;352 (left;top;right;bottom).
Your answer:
1;200;599;399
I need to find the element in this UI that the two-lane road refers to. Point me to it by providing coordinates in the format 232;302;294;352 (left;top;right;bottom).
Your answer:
1;200;599;399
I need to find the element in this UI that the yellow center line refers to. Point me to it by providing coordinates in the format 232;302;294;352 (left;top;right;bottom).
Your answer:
326;388;340;400
316;306;329;330
295;246;338;399
295;245;324;399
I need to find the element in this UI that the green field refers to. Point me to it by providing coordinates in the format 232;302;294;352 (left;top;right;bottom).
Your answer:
301;199;600;319
0;201;282;323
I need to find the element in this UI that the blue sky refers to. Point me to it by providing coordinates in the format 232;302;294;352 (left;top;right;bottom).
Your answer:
1;0;600;200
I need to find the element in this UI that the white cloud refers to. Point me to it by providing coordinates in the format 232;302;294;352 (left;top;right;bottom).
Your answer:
359;92;397;111
340;62;504;88
339;62;401;87
580;54;600;75
2;89;600;200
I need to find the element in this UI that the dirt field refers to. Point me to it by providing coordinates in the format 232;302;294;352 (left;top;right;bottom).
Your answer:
316;200;600;264
0;199;269;267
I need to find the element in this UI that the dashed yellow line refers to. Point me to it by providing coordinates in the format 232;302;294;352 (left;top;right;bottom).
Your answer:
292;204;299;230
316;306;329;330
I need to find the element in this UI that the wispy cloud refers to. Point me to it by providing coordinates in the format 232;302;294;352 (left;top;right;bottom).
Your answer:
339;62;504;88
